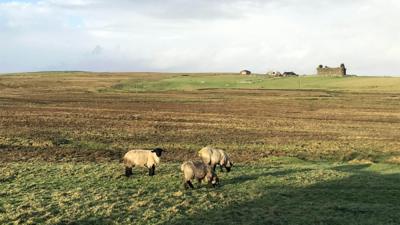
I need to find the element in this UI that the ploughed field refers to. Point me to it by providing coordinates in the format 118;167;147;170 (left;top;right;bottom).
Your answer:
1;72;400;224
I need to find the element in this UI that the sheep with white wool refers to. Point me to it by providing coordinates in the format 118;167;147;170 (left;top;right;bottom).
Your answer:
181;161;219;189
198;146;233;172
123;148;165;177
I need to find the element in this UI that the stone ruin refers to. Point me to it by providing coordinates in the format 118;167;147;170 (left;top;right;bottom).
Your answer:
317;64;347;77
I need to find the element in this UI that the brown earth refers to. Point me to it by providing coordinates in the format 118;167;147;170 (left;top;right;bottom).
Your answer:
1;72;399;163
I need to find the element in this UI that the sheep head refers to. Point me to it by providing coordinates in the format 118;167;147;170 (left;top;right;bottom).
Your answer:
151;148;165;157
225;161;233;172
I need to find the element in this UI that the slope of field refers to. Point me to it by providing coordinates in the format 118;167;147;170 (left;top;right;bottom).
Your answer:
107;74;400;92
1;72;400;224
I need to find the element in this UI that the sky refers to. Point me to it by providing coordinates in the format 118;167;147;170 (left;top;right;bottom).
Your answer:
0;0;399;75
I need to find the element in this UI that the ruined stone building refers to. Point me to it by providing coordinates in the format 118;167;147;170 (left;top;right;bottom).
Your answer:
317;64;347;77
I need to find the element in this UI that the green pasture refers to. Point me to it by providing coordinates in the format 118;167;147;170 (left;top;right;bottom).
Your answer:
108;75;400;92
1;158;400;225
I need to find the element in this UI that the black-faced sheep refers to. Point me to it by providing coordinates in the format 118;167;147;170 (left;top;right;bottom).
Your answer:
181;161;219;189
198;146;233;172
123;148;165;177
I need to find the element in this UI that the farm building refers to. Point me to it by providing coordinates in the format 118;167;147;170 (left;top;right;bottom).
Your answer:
240;70;251;75
317;64;347;77
282;72;298;77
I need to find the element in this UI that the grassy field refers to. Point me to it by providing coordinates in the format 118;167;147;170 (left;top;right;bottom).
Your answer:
104;73;400;92
1;72;400;224
2;158;400;225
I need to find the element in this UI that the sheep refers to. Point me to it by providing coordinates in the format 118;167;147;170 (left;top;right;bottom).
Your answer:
181;160;219;189
123;148;165;177
198;146;233;173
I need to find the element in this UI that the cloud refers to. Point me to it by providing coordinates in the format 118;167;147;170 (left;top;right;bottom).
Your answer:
0;0;399;75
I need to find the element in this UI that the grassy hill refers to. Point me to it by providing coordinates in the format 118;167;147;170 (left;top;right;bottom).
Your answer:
106;74;400;92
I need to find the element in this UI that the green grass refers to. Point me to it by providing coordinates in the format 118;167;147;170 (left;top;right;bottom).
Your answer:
2;158;400;225
108;75;400;92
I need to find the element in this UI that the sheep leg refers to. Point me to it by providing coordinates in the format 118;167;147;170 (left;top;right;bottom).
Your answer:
183;180;192;189
148;165;155;176
212;164;216;172
125;167;133;177
183;180;189;189
186;180;194;189
196;178;202;188
215;177;220;186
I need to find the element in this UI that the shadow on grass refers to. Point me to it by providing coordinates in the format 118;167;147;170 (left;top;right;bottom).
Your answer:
221;168;314;186
56;218;114;225
332;163;371;172
166;164;400;225
0;174;17;183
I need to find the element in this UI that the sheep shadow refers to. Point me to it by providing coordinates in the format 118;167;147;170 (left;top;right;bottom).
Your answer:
164;164;400;225
219;168;314;186
332;163;371;172
55;217;114;225
0;174;17;183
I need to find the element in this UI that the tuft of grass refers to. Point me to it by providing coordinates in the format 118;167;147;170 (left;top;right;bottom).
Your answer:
71;140;110;151
51;138;72;146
